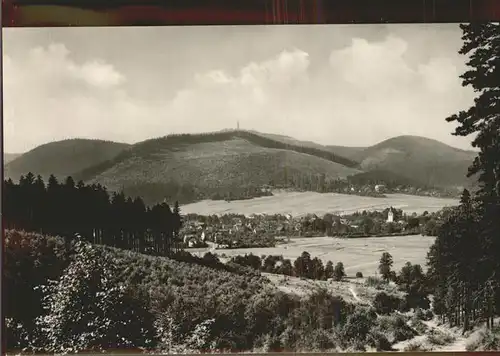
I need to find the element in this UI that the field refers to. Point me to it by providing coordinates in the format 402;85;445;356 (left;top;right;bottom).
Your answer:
181;191;459;217
191;234;436;277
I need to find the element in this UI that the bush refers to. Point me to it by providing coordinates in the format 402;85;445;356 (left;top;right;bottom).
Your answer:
414;307;433;322
340;307;377;345
410;319;428;334
404;341;430;351
35;242;157;353
378;314;417;344
426;329;456;346
373;292;404;315
4;230;74;351
367;330;393;351
466;328;500;351
424;309;434;320
294;329;336;352
414;307;425;320
405;291;431;310
355;272;363;278
365;276;385;289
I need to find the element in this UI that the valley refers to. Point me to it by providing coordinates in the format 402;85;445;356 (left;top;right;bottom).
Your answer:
181;190;459;217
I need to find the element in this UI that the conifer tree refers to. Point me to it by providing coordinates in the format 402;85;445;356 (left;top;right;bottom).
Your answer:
434;23;500;330
378;252;393;282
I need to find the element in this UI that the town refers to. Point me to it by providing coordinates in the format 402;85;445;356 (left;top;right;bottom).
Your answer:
181;206;449;249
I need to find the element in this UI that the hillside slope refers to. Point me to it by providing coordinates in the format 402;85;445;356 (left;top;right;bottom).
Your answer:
82;134;362;199
4;139;130;182
3;153;22;164
335;136;476;189
327;145;366;161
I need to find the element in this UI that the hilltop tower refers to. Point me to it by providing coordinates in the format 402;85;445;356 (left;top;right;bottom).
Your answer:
237;121;240;130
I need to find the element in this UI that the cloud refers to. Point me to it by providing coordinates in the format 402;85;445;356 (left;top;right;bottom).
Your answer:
3;36;476;153
329;36;414;91
168;48;311;133
3;43;141;152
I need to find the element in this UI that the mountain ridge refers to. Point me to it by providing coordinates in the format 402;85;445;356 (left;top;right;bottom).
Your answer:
4;139;131;181
4;131;477;205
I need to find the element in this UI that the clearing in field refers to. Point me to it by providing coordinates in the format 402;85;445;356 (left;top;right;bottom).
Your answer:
181;191;459;217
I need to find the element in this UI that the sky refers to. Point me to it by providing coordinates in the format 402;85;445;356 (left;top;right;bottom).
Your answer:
2;24;478;153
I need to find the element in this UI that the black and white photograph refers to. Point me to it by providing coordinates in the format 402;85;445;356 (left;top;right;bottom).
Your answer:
3;23;500;353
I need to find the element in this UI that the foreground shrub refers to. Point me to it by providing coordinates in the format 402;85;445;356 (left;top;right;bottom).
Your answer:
410;318;428;334
377;314;417;344
366;330;393;351
466;327;500;351
373;292;404;315
404;341;431;351
339;307;377;347
414;307;433;322
35;242;157;353
424;309;434;320
292;328;336;352
4;230;73;351
426;328;456;346
365;276;385;289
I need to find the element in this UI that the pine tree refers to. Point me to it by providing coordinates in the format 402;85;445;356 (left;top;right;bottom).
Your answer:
438;23;500;330
333;262;346;282
378;252;393;282
324;261;334;280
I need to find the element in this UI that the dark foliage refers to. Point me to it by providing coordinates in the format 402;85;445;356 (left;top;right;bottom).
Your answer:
230;251;338;282
3;174;183;256
373;292;404;315
4;230;363;353
427;23;500;333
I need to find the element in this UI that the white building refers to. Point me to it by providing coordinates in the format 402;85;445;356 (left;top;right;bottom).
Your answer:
387;209;394;223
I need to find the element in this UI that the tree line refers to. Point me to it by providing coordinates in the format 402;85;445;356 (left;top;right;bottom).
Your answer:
231;251;346;281
3;173;183;256
425;23;500;333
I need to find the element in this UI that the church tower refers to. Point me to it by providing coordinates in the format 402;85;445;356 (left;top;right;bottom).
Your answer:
237;121;240;130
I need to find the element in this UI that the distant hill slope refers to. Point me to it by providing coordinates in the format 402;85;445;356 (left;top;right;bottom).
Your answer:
327;145;366;161
255;132;368;161
3;153;22;164
78;131;362;198
4;139;130;182
344;135;476;189
6;131;478;204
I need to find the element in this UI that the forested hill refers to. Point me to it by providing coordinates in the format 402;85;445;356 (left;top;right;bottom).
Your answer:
4;153;22;164
328;135;477;189
4;131;476;206
67;130;362;205
4;139;130;181
73;130;360;182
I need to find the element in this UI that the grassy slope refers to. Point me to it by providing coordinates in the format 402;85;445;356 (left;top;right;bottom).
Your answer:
336;136;476;189
86;137;362;192
4;139;131;182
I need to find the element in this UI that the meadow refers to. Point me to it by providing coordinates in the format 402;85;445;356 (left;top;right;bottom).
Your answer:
181;191;459;217
190;234;436;278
